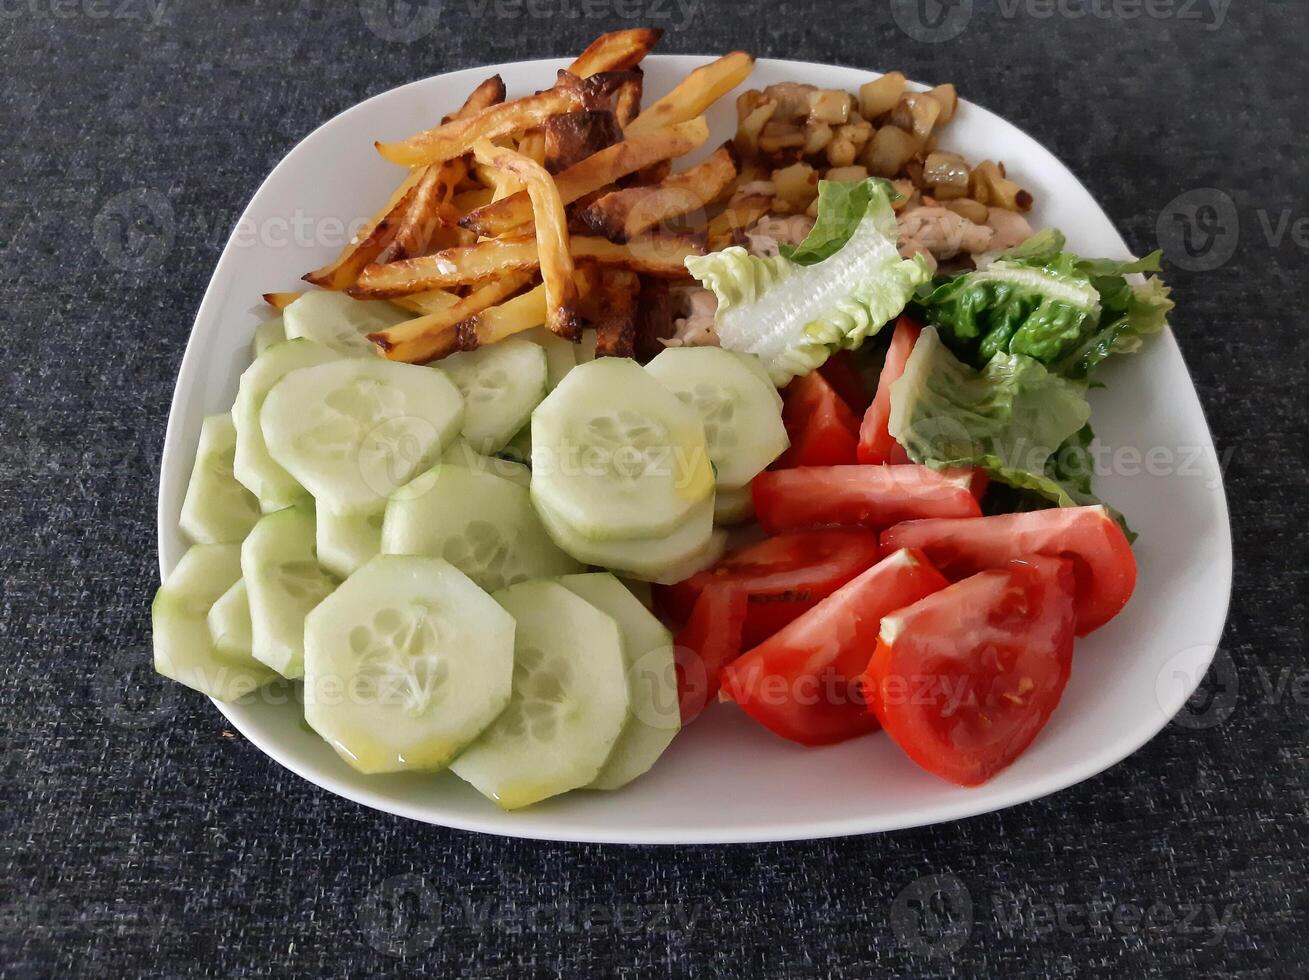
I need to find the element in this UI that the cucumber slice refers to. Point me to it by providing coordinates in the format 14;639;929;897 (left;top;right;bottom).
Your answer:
232;339;340;511
440;339;548;455
736;349;785;411
645;346;790;490
519;326;577;390
261;358;464;515
207;578;254;660
253;316;286;357
242;504;339;678
532;490;717;582
498;424;532;466
558;573;680;790
642;528;728;586
281;290;408;358
153;545;278;700
304;555;516;775
449;580;629;809
179;414;262;544
531;358;714;540
317;507;384;579
713;484;755;525
382;464;581;591
443;439;531;488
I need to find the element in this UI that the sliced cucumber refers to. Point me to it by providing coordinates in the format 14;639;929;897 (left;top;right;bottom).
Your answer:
242;504;339;678
153;545;279;700
531;358;713;540
519;326;577;390
735;349;785;411
317;507;384;579
645;346;790;490
713;484;755;525
179;414;262;545
440;339;548;455
281;290;408;358
207;578;254;659
304;555;516;775
232;339;340;511
449;580;629;809
253;316;286;357
642;528;728;586
443;438;531;488
498;424;532;467
383;464;581;592
559;573;680;790
532;489;717;582
261;358;464;516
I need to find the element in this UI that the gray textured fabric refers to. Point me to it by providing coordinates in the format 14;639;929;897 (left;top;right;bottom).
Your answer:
2;1;1306;976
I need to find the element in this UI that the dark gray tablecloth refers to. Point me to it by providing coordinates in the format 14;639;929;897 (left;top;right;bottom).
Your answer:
3;1;1306;976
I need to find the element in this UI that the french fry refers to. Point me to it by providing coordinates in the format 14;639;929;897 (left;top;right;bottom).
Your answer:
455;282;549;350
353;232;702;297
376;76;589;168
614;71;644;129
626;52;754;137
263;291;304;311
517;130;547;165
579;144;738;242
706;193;772;250
375;163;464;264
544;110;623;173
390;290;460;316
589;267;640;358
368;271;535;363
633;276;673;363
445;74;506;122
459;117;709;238
472;139;584;339
568;28;663;77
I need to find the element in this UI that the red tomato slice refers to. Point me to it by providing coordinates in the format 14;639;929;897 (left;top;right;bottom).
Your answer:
721;548;950;746
772;371;860;469
857;315;922;464
659;528;882;647
675;585;748;724
880;505;1136;635
861;555;1076;786
753;464;983;533
818;350;872;413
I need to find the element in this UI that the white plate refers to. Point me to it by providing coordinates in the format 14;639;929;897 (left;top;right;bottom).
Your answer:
158;55;1232;844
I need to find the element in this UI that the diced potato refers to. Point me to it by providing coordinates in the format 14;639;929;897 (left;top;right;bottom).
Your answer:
892;93;941;141
923;151;970;191
808;88;852;125
735;97;777;157
942;197;989;223
927;84;958;124
826;136;857;168
803;121;833;156
859;72;906;120
971;160;1033;212
825;165;869;183
772;162;819;207
861;125;920;177
759;120;806;153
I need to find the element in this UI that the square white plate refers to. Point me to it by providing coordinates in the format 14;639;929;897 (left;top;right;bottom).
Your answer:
158;55;1232;843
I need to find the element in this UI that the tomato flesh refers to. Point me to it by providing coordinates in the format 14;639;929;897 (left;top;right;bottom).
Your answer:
753;464;982;533
674;585;748;724
722;548;950;745
659;528;882;647
880;505;1136;635
857;315;922;464
862;555;1076;786
818;350;872;413
772;371;860;469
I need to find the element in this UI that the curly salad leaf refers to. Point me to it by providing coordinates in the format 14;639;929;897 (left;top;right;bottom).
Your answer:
685;178;929;385
915;228;1173;380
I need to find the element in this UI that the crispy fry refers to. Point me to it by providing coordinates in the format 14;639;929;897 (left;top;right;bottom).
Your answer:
614;71;644;129
472;139;583;339
706;193;772;250
377;76;589;168
390;290;460;316
353;233;701;297
376;162;466;264
455;282;549;350
368;272;534;363
568;28;663;77
589;267;640;358
517;130;547;165
451;187;495;212
445;74;506;122
627;52;754;137
579;144;738;243
459;117;709;238
634;276;673;363
263;291;304;311
302;169;425;289
544;110;623;174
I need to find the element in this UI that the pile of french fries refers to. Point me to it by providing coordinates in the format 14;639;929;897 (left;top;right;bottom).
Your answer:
267;30;756;365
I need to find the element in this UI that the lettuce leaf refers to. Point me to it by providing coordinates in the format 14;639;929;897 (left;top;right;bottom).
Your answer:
686;179;929;385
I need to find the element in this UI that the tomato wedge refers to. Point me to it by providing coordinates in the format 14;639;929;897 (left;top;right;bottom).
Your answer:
674;585;748;723
880;505;1136;635
818;350;872;413
659;528;882;647
857;315;922;464
721;548;950;745
772;371;860;469
753;464;983;533
862;555;1076;786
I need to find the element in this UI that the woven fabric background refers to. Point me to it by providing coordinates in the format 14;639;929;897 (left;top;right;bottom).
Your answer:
2;1;1306;976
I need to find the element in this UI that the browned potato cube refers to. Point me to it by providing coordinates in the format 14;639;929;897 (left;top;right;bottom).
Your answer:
859;72;906;120
861;125;920;177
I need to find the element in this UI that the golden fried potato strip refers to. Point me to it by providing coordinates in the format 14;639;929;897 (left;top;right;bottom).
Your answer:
568;28;663;77
367;271;535;363
579;144;738;243
626;52;754;137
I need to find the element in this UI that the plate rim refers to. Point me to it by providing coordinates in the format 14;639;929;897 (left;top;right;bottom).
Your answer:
157;53;1233;845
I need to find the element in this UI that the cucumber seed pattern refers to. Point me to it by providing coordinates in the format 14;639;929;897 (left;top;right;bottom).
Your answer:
451;363;511;407
348;601;451;714
492;645;573;743
577;410;671;483
209;444;261;518
440;521;514;592
674;383;738;460
271;558;337;604
298;378;407;461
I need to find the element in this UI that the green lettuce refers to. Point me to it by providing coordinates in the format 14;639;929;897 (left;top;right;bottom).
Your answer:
686;178;929;385
914;229;1172;379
